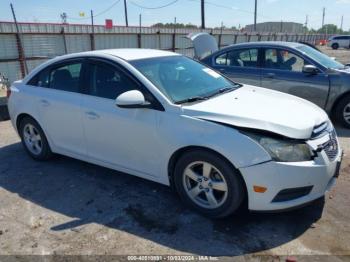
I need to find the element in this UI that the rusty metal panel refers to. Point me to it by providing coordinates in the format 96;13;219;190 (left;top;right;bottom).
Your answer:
160;34;172;50
141;35;158;49
175;34;192;50
250;35;259;42
236;34;247;43
95;34;138;49
176;48;194;58
221;35;234;46
23;34;65;58
65;35;91;53
0;61;22;83
26;59;49;73
260;35;269;41
0;34;18;59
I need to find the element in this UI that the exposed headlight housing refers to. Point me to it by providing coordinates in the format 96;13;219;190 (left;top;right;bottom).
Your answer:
244;132;313;162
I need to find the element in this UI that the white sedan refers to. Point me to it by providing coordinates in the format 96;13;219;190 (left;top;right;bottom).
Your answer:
7;49;342;217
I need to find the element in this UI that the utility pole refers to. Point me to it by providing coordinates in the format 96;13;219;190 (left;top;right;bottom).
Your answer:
90;10;95;50
123;0;128;27
91;10;94;33
304;15;308;33
322;7;325;28
254;0;257;31
280;20;283;33
201;0;205;29
305;15;308;28
341;15;344;31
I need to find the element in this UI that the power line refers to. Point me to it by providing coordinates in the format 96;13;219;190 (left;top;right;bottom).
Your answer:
68;0;121;20
187;0;272;19
128;0;179;9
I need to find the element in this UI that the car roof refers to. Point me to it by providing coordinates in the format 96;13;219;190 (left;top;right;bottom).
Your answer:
220;41;304;51
58;48;180;61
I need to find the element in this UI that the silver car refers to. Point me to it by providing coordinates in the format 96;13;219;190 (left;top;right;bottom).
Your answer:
189;33;350;128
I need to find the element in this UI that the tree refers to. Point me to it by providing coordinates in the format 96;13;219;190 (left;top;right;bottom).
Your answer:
317;24;343;34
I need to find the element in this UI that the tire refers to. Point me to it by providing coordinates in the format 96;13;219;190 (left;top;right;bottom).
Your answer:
334;94;350;128
173;150;245;218
332;43;339;50
19;116;53;160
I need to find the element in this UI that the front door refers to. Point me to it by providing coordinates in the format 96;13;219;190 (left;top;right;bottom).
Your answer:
81;59;161;177
260;48;330;108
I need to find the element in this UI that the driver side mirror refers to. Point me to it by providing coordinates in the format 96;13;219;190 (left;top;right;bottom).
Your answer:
115;90;151;109
302;65;319;75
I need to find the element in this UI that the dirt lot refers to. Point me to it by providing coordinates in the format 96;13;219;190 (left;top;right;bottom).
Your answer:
0;47;350;260
319;45;350;65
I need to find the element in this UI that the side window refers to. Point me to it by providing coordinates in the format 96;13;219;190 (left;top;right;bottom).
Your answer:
227;49;258;67
89;62;139;99
264;49;305;72
49;62;82;92
28;69;50;88
215;53;228;65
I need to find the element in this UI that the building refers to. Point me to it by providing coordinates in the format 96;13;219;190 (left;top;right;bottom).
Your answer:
245;22;305;33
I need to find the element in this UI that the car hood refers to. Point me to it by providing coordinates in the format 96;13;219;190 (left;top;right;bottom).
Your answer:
186;32;218;60
182;85;329;139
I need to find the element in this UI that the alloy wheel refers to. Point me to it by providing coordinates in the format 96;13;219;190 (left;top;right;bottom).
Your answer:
23;123;42;155
344;102;350;125
182;161;228;209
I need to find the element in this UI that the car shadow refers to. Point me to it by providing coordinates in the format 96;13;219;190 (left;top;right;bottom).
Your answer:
0;142;324;256
335;125;350;138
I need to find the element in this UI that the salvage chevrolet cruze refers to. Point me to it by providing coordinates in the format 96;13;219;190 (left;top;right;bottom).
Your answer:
7;49;342;217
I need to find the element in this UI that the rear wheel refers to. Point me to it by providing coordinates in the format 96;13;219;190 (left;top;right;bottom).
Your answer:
19;117;53;160
173;150;245;218
332;43;339;50
334;94;350;128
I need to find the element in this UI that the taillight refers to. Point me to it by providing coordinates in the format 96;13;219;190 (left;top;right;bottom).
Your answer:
6;88;11;98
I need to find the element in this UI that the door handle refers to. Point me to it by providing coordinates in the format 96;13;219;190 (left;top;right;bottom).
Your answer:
85;111;100;119
265;73;275;79
218;68;226;73
40;99;50;107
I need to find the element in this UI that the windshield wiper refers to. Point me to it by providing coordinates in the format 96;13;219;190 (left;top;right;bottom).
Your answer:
206;86;236;99
175;86;236;104
175;96;208;104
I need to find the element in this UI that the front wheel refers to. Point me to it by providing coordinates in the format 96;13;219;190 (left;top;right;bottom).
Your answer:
332;43;339;50
334;94;350;128
173;150;245;218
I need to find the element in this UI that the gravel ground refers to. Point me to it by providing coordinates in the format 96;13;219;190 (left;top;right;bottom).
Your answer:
0;46;350;259
319;45;350;65
0;122;350;258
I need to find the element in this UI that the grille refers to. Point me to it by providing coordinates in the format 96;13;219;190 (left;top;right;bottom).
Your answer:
321;130;339;161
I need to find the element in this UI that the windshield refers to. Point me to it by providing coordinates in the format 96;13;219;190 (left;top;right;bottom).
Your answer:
297;45;344;69
130;56;239;103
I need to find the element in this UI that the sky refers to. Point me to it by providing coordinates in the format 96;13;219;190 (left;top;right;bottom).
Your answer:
0;0;349;31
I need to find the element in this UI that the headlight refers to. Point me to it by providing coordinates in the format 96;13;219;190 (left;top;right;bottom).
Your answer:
244;132;312;162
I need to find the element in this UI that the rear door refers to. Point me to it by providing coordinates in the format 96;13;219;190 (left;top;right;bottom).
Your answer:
210;48;262;86
338;36;350;48
260;48;330;108
29;59;87;156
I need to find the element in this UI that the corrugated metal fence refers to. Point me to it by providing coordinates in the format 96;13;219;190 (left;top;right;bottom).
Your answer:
0;21;329;83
